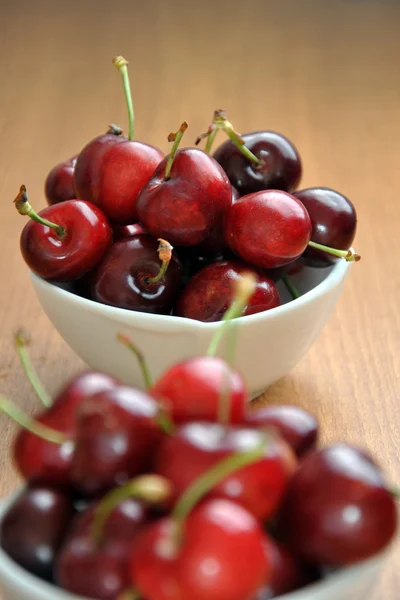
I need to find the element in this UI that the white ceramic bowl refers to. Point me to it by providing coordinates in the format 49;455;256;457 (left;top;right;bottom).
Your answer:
30;260;351;398
0;491;386;600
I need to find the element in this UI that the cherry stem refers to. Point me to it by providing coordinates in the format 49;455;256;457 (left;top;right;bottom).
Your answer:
210;109;262;166
0;395;66;444
195;125;219;154
113;56;135;140
92;474;172;545
308;241;361;262
116;590;141;600
282;274;301;300
14;186;65;237
14;330;52;407
390;487;400;499
207;274;257;357
145;238;173;285
117;333;153;390
165;122;188;180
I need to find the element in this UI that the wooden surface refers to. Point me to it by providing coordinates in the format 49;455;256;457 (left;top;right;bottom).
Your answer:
0;0;399;597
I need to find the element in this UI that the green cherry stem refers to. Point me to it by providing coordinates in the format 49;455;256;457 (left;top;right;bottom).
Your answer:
145;238;173;285
0;395;66;444
212;110;262;166
14;330;52;407
165;122;188;180
282;274;301;300
116;590;141;600
117;333;153;390
113;56;135;140
14;186;65;237
308;241;361;262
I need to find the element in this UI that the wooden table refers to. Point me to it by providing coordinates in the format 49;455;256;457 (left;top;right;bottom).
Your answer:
0;0;399;597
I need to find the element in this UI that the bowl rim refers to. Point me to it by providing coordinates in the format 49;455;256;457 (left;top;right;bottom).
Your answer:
0;490;386;600
29;255;351;333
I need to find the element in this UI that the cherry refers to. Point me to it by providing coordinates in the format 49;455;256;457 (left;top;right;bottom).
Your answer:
74;58;164;224
112;222;146;241
176;260;280;322
155;423;296;520
45;155;77;205
244;405;318;457
293;187;358;267
70;386;164;496
15;186;113;281
196;184;240;256
225;190;312;269
136;122;232;246
91;234;182;314
151;356;248;425
209;111;302;195
130;498;270;600
277;444;398;566
0;485;73;581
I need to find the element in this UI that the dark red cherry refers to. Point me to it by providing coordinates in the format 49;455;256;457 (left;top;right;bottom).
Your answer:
197;185;240;256
225;190;312;269
112;222;146;241
0;485;73;581
45;156;77;205
213;131;302;196
136;147;232;246
70;386;164;496
155;423;296;520
293;187;357;267
130;498;270;600
91;235;182;314
56;498;148;599
278;444;398;566
151;356;248;424
244;405;318;457
176;260;280;322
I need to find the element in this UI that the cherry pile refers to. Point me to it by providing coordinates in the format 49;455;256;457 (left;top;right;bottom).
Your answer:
0;298;397;600
15;56;360;322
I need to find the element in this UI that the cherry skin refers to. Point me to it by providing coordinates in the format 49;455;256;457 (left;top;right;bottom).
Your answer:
151;356;248;424
70;386;164;497
112;222;146;241
20;199;113;281
176;260;280;322
14;371;119;487
244;405;319;457
91;234;182;314
277;443;398;566
213;131;302;196
197;185;240;256
136;148;232;246
74;128;164;224
56;497;149;599
130;498;270;600
45;156;77;205
0;485;73;581
225;190;312;269
155;423;296;520
293;187;357;267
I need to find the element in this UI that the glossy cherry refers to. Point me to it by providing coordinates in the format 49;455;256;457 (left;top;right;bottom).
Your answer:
155;423;296;520
225;190;312;269
45;156;77;205
197;185;240;256
14;371;119;487
70;386;164;496
91;234;182;314
0;485;73;581
176;260;280;322
56;497;149;599
112;222;146;241
294;187;357;267
151;356;248;424
130;498;270;600
16;186;113;282
244;405;318;457
278;444;398;566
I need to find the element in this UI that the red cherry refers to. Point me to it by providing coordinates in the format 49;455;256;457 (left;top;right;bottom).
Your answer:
151;356;248;424
45;156;77;205
278;444;398;566
130;498;270;600
244;405;318;457
225;190;312;269
155;423;296;520
176;260;280;322
197;185;240;256
91;235;182;314
112;222;146;241
15;187;113;282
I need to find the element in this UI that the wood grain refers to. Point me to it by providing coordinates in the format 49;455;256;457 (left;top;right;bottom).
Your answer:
0;0;399;597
